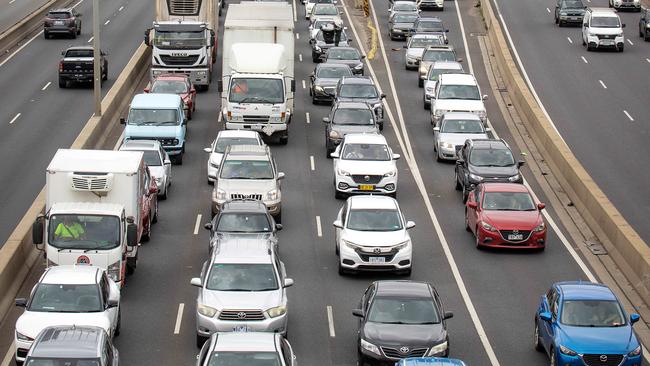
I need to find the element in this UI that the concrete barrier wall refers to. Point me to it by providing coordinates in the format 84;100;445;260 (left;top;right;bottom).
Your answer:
480;0;650;300
0;43;151;321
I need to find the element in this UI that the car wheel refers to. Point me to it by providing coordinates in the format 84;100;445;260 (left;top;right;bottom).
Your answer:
160;186;167;200
152;202;159;223
141;216;151;242
550;349;557;366
175;154;183;165
196;334;208;348
15;358;23;366
618;44;624;52
454;170;462;190
475;228;482;249
71;30;77;39
418;78;423;87
424;100;430;110
555;16;558;24
44;31;49;39
335;241;340;255
400;267;412;276
273;212;282;224
59;78;67;88
534;320;543;351
436;150;443;162
462;184;469;203
312;96;318;104
115;309;121;336
558;20;564;27
338;260;346;275
126;256;137;275
465;209;471;232
335;190;346;199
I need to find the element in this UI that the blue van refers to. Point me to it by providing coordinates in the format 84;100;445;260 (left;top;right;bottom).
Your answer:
121;93;186;164
396;358;467;366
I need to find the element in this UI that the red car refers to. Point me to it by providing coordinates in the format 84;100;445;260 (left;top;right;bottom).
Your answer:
145;74;197;119
465;183;546;250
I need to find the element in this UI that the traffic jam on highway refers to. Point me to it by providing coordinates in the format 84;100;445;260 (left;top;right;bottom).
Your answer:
5;0;650;364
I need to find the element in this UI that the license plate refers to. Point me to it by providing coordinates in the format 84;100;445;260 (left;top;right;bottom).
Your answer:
55;20;64;25
359;184;374;191
602;39;614;45
233;325;249;332
369;257;385;263
508;234;524;241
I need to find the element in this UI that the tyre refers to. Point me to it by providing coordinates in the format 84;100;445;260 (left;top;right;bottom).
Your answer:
335;241;340;255
462;184;469;202
558;20;564;27
160;186;167;200
71;31;77;39
338;261;346;275
59;78;66;88
335;190;346;199
436;150;443;162
465;209;471;232
418;78;423;87
273;212;282;224
454;170;462;190
279;130;289;145
152;203;158;223
77;26;81;35
555;16;558;24
400;267;412;276
550;349;557;366
141;216;151;242
196;334;208;348
126;256;137;275
534;320;543;351
175;154;183;165
44;31;49;39
618;44;624;52
115;310;121;336
379;122;383;131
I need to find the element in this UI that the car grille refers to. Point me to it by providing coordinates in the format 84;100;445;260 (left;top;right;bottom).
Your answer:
231;193;263;200
499;230;532;243
356;247;398;262
351;175;382;184
567;12;582;16
160;55;200;65
243;115;270;123
381;346;428;359
218;309;265;321
581;354;624;366
597;34;616;39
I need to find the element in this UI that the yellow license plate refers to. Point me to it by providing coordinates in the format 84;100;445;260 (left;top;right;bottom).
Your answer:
359;184;374;191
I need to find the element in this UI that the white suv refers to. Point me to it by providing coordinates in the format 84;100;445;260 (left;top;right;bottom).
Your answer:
204;130;264;184
430;73;487;126
582;8;626;52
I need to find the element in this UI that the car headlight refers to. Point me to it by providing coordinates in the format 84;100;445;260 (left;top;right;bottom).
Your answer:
560;12;568;15
628;345;642;357
266;306;287;318
314;85;324;92
480;221;497;232
533;223;546;232
440;142;454;150
329;130;341;139
343;240;361;250
383;169;396;177
394;240;410;251
469;173;484;181
337;168;351;176
559;345;578;356
507;174;520;182
198;304;218;318
354;63;364;70
107;261;121;282
267;189;278;201
426;340;448;356
360;339;381;355
16;331;33;342
425;87;434;93
617;33;624;38
214;188;227;201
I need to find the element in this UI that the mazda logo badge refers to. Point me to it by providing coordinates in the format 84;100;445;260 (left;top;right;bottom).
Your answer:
513;229;519;234
237;312;246;319
399;346;409;354
599;355;607;362
364;175;370;181
373;248;381;254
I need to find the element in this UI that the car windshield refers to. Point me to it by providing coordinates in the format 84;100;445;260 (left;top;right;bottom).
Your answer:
469;148;515;167
29;284;101;313
316;30;348;42
341;143;391;161
438;84;480;100
27;359;100;366
440;119;484;133
48;12;72;19
207;352;282;366
482;192;536;211
220;160;274;179
332;109;375;125
214;137;259;153
560;300;626;327
229;78;284;104
314;4;338;14
317;66;352;78
328;48;360;60
151;80;188;94
65;49;93;57
393;14;418;23
48;214;120;251
346;209;403;231
338;85;378;98
410;37;444;48
428;68;461;81
422;50;456;62
562;0;584;8
417;20;444;31
394;3;418;11
142;150;162;166
591;16;620;27
367;297;440;324
206;264;278;291
127;108;179;126
216;213;272;233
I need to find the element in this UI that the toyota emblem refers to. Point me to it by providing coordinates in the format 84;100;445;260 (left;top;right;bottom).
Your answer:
373;248;382;254
599;355;607;362
399;346;410;354
364;175;370;181
237;312;247;319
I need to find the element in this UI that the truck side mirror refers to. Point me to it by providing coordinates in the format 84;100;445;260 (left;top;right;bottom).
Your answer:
32;216;44;245
144;28;151;47
126;223;138;247
209;29;215;47
290;79;296;92
217;81;223;92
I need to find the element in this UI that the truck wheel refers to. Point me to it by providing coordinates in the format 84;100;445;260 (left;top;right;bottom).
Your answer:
59;78;66;88
44;31;50;39
174;154;183;165
279;131;289;145
142;216;151;242
126;256;137;275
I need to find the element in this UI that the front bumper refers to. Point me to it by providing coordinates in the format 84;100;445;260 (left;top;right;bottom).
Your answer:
556;352;642;366
59;72;93;82
225;121;288;137
558;14;584;24
587;35;625;49
15;338;32;363
162;144;184;156
196;311;288;337
151;67;210;86
436;144;461;160
335;174;397;195
476;227;546;249
340;243;411;272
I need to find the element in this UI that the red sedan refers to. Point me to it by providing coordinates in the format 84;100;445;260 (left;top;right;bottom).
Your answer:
145;74;197;119
465;183;546;250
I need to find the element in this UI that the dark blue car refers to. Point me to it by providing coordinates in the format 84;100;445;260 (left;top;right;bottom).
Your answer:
534;281;642;365
396;358;466;366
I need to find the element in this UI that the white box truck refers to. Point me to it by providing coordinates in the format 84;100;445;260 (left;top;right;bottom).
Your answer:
145;0;220;90
32;149;158;286
220;2;295;144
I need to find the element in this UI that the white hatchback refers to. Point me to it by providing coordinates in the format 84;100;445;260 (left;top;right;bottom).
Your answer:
333;195;415;275
204;130;264;184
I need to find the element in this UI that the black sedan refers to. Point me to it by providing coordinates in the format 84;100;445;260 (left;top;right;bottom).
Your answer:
310;63;353;104
322;46;366;75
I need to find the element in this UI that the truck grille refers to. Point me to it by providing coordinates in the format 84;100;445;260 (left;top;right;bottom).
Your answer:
243;115;270;123
167;0;201;15
597;34;616;40
351;175;382;184
218;309;265;321
231;193;263;200
159;55;199;66
380;346;428;359
581;354;624;366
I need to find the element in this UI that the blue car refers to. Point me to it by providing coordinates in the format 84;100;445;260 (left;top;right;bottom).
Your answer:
534;281;642;366
396;358;466;366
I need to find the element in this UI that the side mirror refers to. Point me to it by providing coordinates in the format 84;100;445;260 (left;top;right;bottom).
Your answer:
443;311;454;320
15;298;27;308
406;221;415;229
392;153;400;160
275;223;283;231
190;87;196;94
204;222;213;230
381;93;386;99
517;160;525;167
537;203;546;210
127;223;138;247
277;172;285;180
456;159;464;165
433;127;440;132
217;81;223;92
482;95;488;100
32;216;44;245
467;201;478;209
203;147;212;153
61;51;66;56
539;311;552;322
352;309;365;318
291;79;296;92
333;220;343;229
283;278;294;288
630;313;640;324
190;277;202;287
120;117;126;125
330;151;340;158
144;28;151;46
322;117;330;123
485;127;492;132
445;29;449;33
457;57;464;63
361;55;366;59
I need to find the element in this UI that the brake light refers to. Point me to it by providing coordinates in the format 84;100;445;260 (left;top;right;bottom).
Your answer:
59;61;63;73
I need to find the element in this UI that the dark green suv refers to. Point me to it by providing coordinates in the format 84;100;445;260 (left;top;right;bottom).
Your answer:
555;0;586;26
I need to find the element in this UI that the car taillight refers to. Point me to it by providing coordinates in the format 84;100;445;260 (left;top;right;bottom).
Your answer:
59;61;63;72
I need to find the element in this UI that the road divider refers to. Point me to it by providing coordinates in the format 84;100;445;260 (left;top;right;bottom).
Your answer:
0;43;151;323
480;0;650;302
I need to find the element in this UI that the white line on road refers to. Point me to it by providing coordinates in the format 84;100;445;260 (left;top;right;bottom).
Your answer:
193;214;202;235
646;58;650;63
9;113;21;124
581;56;588;64
118;5;124;11
305;112;310;124
315;216;322;237
567;37;573;44
41;82;51;91
1;343;14;366
104;19;110;25
624;110;634;121
217;112;222;123
598;80;607;89
627;39;633;46
302;80;306;89
292;0;297;21
299;54;303;62
174;303;185;334
87;36;94;43
546;7;550;12
326;306;336;337
310;156;315;171
9;0;15;4
295;33;299;39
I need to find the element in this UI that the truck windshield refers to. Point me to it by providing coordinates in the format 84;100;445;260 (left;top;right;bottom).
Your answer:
48;214;120;251
153;30;206;49
127;108;179;126
229;78;284;104
27;358;100;366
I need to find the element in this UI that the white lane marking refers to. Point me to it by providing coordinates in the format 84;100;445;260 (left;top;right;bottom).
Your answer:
626;39;633;46
1;344;15;366
174;303;185;334
581;56;588;64
305;112;310;124
546;7;550;12
292;0;297;21
302;80;306;89
296;33;300;39
624;110;634;121
567;37;573;44
118;5;124;11
9;0;15;4
316;216;322;237
9;113;21;124
193;214;202;235
299;54;303;62
326;305;336;337
41;82;51;91
217;113;223;123
646;58;650;63
104;19;110;25
310;156;315;171
598;80;607;89
88;36;94;43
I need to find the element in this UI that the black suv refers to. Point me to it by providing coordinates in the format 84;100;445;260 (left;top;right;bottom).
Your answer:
44;8;82;39
454;139;524;202
204;199;282;253
334;76;386;130
353;281;453;365
640;7;650;41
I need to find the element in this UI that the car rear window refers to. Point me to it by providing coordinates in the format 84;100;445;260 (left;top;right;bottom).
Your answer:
65;49;94;58
48;11;72;19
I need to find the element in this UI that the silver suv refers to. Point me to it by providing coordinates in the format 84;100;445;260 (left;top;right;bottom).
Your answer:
196;332;296;366
191;238;294;347
24;326;118;366
211;145;285;222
